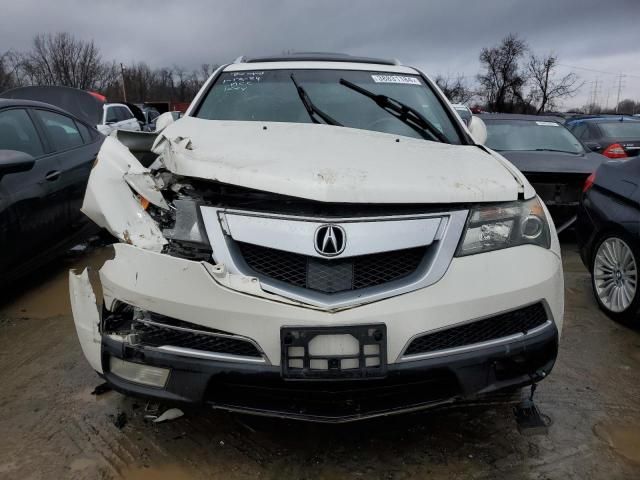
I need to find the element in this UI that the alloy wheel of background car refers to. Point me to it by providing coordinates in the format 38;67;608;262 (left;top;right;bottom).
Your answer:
592;235;639;322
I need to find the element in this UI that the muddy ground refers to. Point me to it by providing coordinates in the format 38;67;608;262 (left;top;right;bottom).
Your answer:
0;243;639;480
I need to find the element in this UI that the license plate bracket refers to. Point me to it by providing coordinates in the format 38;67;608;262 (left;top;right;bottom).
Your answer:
281;324;387;380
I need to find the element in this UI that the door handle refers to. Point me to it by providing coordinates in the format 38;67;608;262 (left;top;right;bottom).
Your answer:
45;170;61;181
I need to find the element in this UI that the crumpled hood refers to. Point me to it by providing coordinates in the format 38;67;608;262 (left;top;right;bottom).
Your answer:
155;117;525;203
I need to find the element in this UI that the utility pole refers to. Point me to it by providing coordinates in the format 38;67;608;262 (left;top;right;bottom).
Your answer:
120;63;128;102
588;80;600;113
615;73;623;113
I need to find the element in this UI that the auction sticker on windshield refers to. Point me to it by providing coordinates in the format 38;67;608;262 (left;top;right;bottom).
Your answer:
536;121;559;126
371;74;421;85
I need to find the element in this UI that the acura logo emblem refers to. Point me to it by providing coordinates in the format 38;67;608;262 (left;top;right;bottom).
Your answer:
314;224;346;256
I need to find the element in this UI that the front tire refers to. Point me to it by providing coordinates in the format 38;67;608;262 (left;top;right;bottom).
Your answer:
591;233;639;325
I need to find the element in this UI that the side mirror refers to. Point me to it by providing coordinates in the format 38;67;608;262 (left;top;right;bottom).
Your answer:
468;116;487;144
585;142;602;152
0;150;35;178
155;111;177;133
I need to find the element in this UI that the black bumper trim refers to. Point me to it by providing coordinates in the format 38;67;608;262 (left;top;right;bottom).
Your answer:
101;323;558;423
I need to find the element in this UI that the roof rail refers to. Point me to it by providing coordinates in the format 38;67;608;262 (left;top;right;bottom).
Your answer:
245;52;401;66
232;55;247;64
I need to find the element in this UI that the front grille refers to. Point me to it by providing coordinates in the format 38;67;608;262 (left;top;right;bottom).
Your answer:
238;242;426;294
133;319;262;358
404;302;548;356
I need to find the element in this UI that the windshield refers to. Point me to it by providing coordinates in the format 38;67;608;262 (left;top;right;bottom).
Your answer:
195;69;462;143
484;119;584;154
599;121;640;138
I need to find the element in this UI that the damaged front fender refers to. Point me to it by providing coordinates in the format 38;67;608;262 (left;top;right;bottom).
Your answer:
69;269;103;373
81;136;168;252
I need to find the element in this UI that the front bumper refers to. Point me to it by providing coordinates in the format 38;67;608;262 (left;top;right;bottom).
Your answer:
70;242;564;421
102;322;558;422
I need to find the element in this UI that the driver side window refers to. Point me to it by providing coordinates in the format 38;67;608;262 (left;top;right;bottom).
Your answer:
0;109;44;157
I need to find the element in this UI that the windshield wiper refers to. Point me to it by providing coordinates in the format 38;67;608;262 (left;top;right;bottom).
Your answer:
339;78;449;143
534;148;580;154
290;74;341;126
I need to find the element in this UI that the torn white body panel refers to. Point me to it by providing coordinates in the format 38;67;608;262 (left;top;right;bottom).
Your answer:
69;269;103;373
155;117;530;204
123;172;168;209
81;136;167;251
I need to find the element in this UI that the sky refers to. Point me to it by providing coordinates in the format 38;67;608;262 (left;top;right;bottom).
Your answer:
1;0;639;110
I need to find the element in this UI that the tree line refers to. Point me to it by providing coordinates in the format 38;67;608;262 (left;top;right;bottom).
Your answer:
1;32;638;114
0;33;216;103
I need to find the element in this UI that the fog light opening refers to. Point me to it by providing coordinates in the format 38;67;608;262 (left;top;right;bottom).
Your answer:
109;357;170;387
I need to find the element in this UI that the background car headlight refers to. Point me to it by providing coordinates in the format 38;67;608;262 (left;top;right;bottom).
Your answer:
456;197;550;256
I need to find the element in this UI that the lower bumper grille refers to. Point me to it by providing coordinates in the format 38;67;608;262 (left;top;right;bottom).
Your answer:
133;318;262;358
206;371;460;420
238;242;426;294
404;302;549;356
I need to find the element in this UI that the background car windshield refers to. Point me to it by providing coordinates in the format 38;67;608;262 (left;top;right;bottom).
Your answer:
599;121;640;138
196;69;462;143
454;107;471;122
485;120;584;153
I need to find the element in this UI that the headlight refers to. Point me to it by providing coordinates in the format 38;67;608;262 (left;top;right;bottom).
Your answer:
456;197;550;256
147;198;213;261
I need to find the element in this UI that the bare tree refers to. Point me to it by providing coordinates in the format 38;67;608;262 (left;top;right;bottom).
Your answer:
527;53;581;113
434;74;475;104
0;50;31;91
17;33;117;90
172;65;191;102
200;63;216;80
615;99;639;115
123;62;157;102
582;102;602;114
0;52;16;91
477;33;529;112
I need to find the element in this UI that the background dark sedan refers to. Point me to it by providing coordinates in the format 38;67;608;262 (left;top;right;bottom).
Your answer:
482;114;607;232
576;156;639;324
565;116;640;160
0;97;104;287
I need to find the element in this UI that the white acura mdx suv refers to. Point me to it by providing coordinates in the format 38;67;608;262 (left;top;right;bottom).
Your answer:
70;53;563;422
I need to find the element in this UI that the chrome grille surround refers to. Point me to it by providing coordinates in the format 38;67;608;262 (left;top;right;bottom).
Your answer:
200;207;468;309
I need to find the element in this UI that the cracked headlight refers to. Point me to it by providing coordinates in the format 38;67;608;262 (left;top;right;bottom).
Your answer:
163;199;209;245
456;197;550;256
148;198;213;261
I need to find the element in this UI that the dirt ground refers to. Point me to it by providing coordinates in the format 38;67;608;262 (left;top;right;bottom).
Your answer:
0;243;639;480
